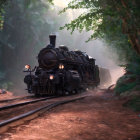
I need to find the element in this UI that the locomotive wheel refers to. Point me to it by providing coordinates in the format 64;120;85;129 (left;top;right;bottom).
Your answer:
71;89;78;94
64;91;69;96
57;90;69;96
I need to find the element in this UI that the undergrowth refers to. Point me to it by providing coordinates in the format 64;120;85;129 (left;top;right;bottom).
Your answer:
114;56;140;111
115;55;140;95
123;96;140;111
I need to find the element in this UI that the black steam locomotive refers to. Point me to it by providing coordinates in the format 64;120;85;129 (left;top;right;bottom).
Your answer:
24;35;100;96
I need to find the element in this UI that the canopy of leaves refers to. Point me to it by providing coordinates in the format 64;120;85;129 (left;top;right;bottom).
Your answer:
60;0;140;95
60;0;139;62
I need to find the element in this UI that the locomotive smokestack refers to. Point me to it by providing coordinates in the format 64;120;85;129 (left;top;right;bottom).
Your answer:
49;35;56;48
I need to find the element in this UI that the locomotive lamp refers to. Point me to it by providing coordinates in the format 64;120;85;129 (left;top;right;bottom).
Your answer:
59;64;64;69
25;64;31;70
49;75;54;80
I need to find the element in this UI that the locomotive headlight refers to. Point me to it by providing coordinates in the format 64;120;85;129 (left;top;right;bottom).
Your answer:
25;64;31;70
49;75;54;80
59;64;64;69
61;64;64;69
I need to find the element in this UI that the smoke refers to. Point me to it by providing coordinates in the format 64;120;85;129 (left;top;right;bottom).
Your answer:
52;1;124;85
2;0;124;95
56;30;124;85
30;0;124;87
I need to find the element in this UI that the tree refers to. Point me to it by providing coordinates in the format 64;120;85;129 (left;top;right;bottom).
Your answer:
60;0;140;55
0;0;53;89
0;0;7;30
60;0;140;94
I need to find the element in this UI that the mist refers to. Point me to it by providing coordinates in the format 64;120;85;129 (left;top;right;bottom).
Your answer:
0;0;124;95
52;1;124;85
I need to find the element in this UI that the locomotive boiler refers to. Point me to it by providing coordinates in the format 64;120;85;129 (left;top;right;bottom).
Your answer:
24;35;100;96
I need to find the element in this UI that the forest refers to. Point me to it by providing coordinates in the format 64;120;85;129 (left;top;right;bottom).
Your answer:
0;0;140;110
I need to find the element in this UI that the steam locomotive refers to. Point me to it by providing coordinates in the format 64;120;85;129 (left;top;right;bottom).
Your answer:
24;35;100;96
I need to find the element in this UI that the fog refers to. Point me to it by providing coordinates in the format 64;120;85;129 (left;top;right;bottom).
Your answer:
21;0;124;88
52;1;124;85
55;30;124;85
0;0;124;95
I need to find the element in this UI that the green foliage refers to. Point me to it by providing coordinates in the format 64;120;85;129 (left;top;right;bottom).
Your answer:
0;71;5;79
60;0;139;63
0;81;13;90
115;77;138;95
0;0;7;11
0;0;6;30
0;0;53;31
123;96;140;111
60;0;118;36
0;71;13;90
60;0;140;99
0;0;55;89
0;0;66;90
115;55;140;94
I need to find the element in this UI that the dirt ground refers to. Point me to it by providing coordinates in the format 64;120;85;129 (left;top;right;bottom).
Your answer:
0;91;14;100
1;90;140;140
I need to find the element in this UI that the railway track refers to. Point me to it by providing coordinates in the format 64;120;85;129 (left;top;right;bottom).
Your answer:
0;96;56;111
0;95;88;134
0;95;34;103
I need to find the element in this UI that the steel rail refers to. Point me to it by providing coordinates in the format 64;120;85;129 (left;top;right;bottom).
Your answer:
0;95;34;103
0;96;57;111
0;96;87;134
